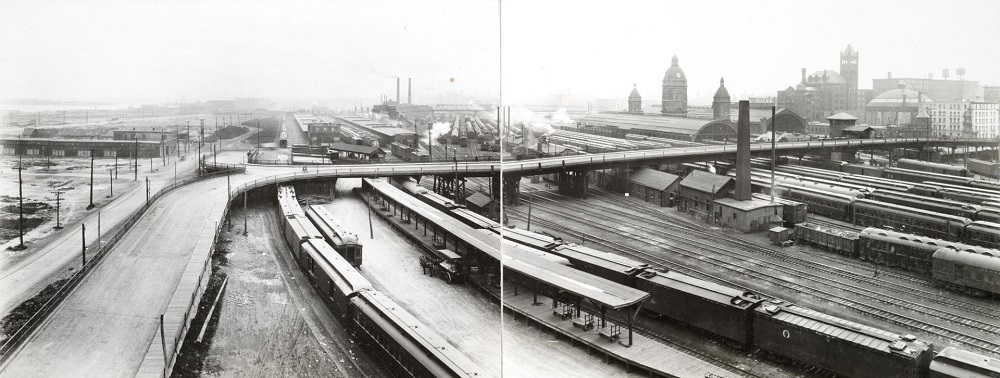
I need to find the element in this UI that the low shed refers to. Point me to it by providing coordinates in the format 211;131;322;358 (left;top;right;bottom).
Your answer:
626;167;680;207
713;198;784;233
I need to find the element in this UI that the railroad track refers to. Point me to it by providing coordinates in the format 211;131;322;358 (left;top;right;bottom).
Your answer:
507;191;1000;355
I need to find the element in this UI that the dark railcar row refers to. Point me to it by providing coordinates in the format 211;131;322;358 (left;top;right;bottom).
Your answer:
896;158;971;177
276;184;485;378
794;225;1000;296
305;205;363;267
485;227;939;377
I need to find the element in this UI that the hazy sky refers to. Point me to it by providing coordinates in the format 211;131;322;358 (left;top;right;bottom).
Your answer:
3;1;998;107
0;0;499;106
503;0;1000;105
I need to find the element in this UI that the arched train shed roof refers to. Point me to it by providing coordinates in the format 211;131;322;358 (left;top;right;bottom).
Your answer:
579;113;737;141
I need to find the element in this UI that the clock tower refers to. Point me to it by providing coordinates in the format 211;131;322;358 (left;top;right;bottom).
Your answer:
662;55;688;116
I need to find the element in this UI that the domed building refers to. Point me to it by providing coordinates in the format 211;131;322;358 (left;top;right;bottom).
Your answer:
628;83;642;114
712;78;731;121
661;55;688;116
864;81;931;127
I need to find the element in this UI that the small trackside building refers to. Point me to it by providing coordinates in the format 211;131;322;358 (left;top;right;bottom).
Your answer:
626;167;680;207
677;170;734;220
712;197;784;233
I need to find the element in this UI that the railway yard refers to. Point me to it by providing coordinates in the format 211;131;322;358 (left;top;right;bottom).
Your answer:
2;110;1000;378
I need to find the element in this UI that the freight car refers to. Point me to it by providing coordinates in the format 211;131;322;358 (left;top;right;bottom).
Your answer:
349;290;485;378
896;158;970;177
753;300;934;378
928;347;1000;377
794;223;859;257
306;205;363;267
932;246;1000;296
853;199;971;241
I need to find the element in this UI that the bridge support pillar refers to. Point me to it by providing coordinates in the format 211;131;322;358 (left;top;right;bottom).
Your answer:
432;175;466;202
557;170;588;198
503;175;521;206
491;175;501;203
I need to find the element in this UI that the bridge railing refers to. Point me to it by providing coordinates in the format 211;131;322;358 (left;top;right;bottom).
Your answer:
0;169;238;364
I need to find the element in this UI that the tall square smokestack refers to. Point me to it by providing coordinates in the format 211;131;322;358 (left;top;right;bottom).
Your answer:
408;78;412;104
396;77;400;105
735;100;751;201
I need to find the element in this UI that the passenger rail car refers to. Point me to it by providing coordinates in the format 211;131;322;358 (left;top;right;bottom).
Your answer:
772;184;856;221
965;221;1000;250
350;290;485;378
853;199;971;241
869;190;983;219
858;228;947;275
925;181;1000;200
299;239;372;316
754;300;933;378
932;246;1000;296
928;347;1000;378
896;158;970;177
885;167;973;186
306;205;363;267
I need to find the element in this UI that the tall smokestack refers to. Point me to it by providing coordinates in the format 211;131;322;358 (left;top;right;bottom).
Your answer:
396;77;400;104
408;78;412;104
735;100;751;201
801;68;806;83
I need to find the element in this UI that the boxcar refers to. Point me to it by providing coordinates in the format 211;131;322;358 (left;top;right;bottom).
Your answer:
753;300;934;378
635;270;762;349
966;221;1000;250
853;199;971;241
858;228;948;275
306;205;363;267
349;290;485;378
794;223;859;257
928;347;1000;378
843;164;885;177
932;247;1000;296
967;159;1000;179
300;239;372;316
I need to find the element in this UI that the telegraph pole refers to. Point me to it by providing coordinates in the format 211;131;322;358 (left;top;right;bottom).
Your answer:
134;138;139;181
771;106;777;204
108;169;114;197
15;152;25;249
53;190;63;229
87;150;95;210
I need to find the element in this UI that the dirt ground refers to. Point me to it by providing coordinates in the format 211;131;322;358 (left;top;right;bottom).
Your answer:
329;178;633;378
0;156;149;251
176;204;389;378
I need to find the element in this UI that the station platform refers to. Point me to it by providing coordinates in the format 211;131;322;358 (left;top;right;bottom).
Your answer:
360;184;737;378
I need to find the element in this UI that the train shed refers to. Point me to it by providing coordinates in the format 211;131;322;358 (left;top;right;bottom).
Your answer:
577;112;737;142
363;178;651;346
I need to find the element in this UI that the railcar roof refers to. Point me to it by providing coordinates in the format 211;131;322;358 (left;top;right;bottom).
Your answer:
930;347;1000;375
758;302;931;356
639;269;760;309
933;247;1000;267
854;199;973;224
366;179;649;309
304;239;371;294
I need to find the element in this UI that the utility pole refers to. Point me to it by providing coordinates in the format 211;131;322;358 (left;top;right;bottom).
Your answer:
109;169;113;197
15;152;25;248
81;223;86;267
114;154;119;179
526;189;533;231
256;121;261;151
146;177;150;202
53;190;64;229
186;121;191;154
134;138;139;181
367;187;374;239
771;106;777;204
87;150;95;210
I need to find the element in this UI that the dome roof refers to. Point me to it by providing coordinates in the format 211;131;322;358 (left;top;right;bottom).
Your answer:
663;55;686;85
629;83;641;100
867;87;932;108
713;78;730;101
806;70;846;84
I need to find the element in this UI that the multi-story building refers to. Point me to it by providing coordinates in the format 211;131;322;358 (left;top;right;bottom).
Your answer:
864;81;931;128
927;101;999;139
872;76;980;102
776;45;861;121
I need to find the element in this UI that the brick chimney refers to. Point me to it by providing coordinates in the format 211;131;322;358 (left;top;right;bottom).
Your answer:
735;100;751;201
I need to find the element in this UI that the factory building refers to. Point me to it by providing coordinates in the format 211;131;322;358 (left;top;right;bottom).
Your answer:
1;138;164;158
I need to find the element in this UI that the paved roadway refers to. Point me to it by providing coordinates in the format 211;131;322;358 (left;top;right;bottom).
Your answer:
0;155;200;317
